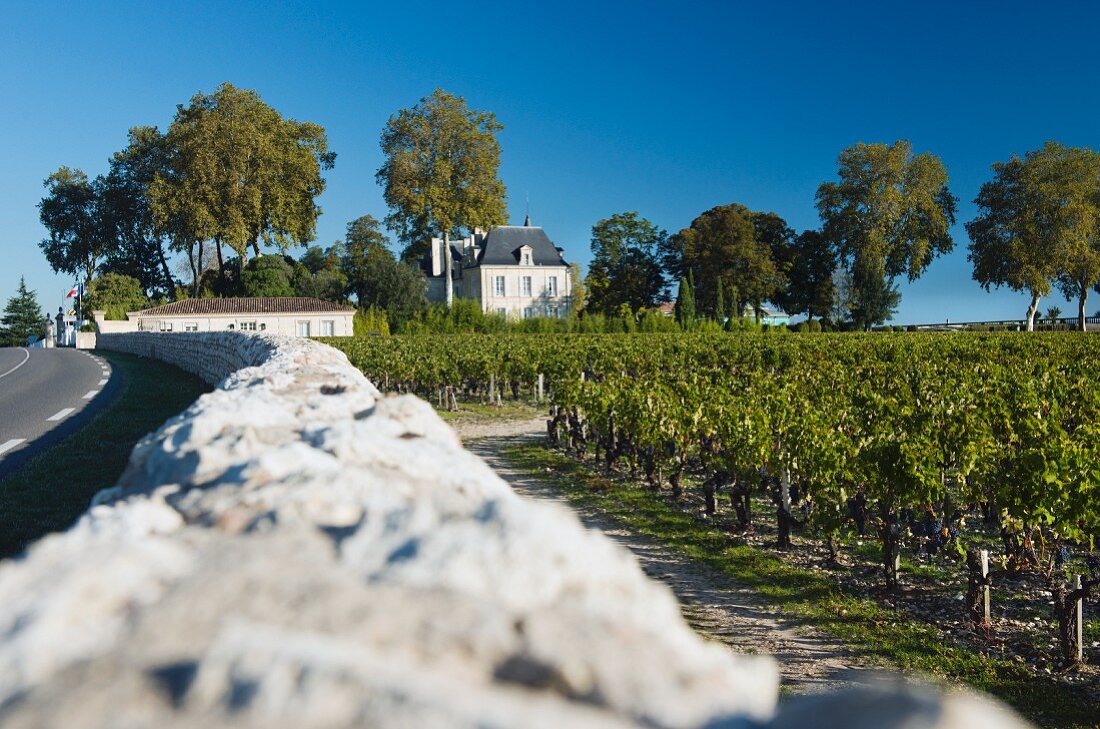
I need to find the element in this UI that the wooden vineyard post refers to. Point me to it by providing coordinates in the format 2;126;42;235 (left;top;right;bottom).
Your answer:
981;549;990;625
489;374;495;404
1075;574;1084;663
537;373;544;402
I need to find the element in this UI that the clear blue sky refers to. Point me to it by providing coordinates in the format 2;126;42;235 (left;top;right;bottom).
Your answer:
3;0;1099;324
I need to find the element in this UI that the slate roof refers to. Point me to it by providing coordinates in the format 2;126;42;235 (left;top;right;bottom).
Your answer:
131;297;354;316
474;226;569;267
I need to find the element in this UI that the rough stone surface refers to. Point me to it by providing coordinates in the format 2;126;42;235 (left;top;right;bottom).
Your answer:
0;333;1033;728
0;333;776;728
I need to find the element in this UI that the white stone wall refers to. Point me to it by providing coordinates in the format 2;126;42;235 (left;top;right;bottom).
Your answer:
0;333;1032;728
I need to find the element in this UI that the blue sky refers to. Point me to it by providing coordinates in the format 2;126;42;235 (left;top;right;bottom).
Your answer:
2;0;1099;324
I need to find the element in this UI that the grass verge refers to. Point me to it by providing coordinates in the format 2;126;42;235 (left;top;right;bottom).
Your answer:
0;351;210;558
501;440;1100;729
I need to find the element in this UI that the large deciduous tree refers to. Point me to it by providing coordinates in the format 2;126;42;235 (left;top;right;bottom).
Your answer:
0;277;44;347
336;214;427;327
967;143;1100;331
585;212;667;314
150;82;335;286
38;167;108;285
816;140;957;330
376;89;508;304
83;273;150;320
99;126;177;298
771;230;836;322
664;203;786;320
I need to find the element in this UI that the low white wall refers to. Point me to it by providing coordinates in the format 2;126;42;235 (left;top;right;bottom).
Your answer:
0;333;1030;728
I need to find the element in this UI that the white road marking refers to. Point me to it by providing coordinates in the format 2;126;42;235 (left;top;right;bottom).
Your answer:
82;390;99;399
98;378;108;386
0;348;30;379
47;408;75;422
0;438;26;456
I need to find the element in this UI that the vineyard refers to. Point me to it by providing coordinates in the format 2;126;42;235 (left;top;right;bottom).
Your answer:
323;333;1100;685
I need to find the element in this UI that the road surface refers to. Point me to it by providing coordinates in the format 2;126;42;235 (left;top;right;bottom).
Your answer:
0;347;119;479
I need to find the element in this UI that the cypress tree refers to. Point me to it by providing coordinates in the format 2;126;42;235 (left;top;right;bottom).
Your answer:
675;275;696;330
0;277;45;347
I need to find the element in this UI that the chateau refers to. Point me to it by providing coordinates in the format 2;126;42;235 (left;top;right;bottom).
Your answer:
422;217;573;318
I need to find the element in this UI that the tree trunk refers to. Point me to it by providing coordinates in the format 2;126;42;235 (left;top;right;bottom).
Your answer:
1025;293;1040;331
1078;287;1088;331
444;232;453;307
251;237;261;259
188;241;199;297
880;505;900;591
157;242;174;297
215;237;225;278
776;467;792;550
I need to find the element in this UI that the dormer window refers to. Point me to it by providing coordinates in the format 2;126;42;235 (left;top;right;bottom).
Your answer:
518;245;533;266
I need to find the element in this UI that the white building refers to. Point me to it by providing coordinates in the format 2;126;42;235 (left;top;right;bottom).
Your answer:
95;297;355;337
423;217;573;318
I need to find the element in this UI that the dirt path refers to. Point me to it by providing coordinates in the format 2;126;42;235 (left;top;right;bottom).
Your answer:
455;418;881;694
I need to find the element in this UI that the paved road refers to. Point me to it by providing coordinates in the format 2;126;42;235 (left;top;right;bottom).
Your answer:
0;347;119;479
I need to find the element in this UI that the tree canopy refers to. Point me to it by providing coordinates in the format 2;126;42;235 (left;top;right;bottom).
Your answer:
376;89;508;278
149;82;335;279
585;212;667;314
83;273;150;320
38;167;107;285
664;203;787;320
816;140;957;329
0;278;44;347
967;142;1100;331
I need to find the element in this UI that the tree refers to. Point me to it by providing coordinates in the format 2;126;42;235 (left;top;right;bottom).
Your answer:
1038;145;1100;330
675;274;697;329
586;212;667;314
242;254;295;297
967;143;1100;331
376;89;508;304
666;204;785;319
150;82;335;285
38;167;108;285
99;126;177;298
339;215;392;303
0;278;44;346
771;230;836;321
568;262;586;317
1046;305;1063;325
817;141;957;330
83;273;150;320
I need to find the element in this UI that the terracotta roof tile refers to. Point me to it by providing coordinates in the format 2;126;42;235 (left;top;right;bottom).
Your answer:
132;297;354;317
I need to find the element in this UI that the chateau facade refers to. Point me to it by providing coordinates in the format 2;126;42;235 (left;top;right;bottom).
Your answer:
422;218;573;318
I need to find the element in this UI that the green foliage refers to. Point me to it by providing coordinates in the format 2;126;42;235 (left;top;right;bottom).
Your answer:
241;254;295;297
771;229;836;321
968;142;1100;331
149;82;335;269
38;167;107;285
665;203;786;318
0;277;44;346
586;212;668;314
675;274;696;328
84;273;150;320
377;89;507;262
353;306;390;336
817;141;957;330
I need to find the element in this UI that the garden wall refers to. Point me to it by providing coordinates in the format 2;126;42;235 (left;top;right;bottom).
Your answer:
0;332;1030;728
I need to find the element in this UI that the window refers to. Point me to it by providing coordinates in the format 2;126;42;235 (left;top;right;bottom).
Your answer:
158;320;173;332
184;322;198;332
296;321;311;337
227;324;235;330
523;307;533;319
239;320;257;331
494;276;506;296
547;276;558;297
260;323;266;331
522;251;532;265
320;320;335;336
522;276;532;297
496;307;507;316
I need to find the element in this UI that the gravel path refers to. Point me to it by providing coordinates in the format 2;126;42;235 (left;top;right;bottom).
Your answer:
455;417;882;694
